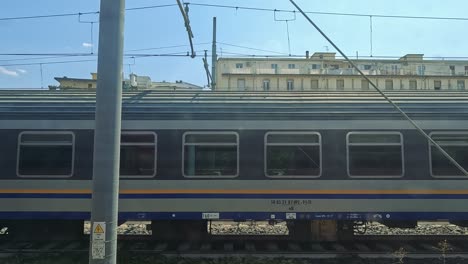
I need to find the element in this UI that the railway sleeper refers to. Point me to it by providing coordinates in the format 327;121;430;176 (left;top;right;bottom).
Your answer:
1;220;85;241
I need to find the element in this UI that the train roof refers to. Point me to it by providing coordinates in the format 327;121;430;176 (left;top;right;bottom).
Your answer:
0;90;468;120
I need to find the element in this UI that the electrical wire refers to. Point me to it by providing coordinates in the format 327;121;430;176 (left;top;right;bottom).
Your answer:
126;42;211;52
0;4;177;21
3;2;468;22
290;0;468;177
187;2;468;21
0;59;97;67
218;42;289;55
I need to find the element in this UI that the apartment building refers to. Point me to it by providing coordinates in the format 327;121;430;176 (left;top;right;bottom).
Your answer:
215;52;468;91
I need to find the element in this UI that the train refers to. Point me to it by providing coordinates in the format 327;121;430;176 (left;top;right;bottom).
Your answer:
0;90;467;241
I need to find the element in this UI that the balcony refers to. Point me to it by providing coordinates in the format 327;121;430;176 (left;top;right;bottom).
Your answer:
279;68;300;74
257;68;276;74
227;68;253;74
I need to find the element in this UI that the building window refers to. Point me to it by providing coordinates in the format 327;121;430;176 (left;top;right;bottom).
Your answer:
288;64;296;69
417;65;426;75
409;80;417;90
364;65;372;70
311;64;319;70
237;79;246;90
450;65;455;75
287;79;294;91
88;83;93;89
336;79;345;90
347;132;403;177
265;132;321;178
430;133;468;177
235;63;243;69
434;80;442;90
311;79;319;90
331;64;339;70
183;132;239;177
361;80;370;90
17;132;74;177
457;80;465;90
120;132;156;178
263;79;270;91
271;64;278;69
465;66;468;75
385;80;394;90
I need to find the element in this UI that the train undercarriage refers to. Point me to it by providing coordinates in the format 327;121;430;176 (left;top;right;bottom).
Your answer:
3;219;468;242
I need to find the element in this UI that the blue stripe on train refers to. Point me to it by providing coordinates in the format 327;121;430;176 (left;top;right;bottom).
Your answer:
1;212;468;221
1;193;468;199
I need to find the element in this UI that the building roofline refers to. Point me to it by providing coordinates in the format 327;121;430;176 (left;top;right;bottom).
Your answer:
217;57;468;63
55;77;97;82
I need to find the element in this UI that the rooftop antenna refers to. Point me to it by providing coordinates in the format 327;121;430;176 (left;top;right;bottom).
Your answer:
274;10;296;56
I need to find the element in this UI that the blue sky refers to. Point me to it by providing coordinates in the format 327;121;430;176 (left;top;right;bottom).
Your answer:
0;0;467;88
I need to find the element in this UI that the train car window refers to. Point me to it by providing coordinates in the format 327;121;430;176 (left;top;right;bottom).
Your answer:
430;133;468;178
265;132;321;178
120;132;157;178
17;131;74;177
347;132;404;178
183;132;239;178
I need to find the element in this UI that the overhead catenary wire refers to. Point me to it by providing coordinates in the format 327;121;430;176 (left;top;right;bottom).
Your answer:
2;2;468;22
0;4;177;21
217;42;288;55
289;0;468;177
186;2;468;21
0;52;195;67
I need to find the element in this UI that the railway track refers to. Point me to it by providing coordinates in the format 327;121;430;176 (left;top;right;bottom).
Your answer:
1;235;467;260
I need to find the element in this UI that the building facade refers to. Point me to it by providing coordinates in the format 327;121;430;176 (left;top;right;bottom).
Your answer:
215;53;468;92
53;73;203;91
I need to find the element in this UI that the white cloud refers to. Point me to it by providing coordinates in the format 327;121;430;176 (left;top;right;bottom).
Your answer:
0;66;19;77
17;69;27;74
82;42;93;48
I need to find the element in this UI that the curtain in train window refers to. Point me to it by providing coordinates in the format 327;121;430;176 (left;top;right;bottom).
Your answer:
17;132;74;177
265;132;321;178
347;133;403;177
430;133;468;177
183;132;238;177
120;132;157;178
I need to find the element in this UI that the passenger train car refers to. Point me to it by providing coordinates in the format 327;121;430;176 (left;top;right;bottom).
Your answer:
0;90;467;241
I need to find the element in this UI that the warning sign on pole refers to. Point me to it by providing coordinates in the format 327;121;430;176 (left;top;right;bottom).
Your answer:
91;222;106;259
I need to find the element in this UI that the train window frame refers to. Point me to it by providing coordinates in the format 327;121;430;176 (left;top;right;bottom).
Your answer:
182;131;239;178
429;132;468;179
120;131;157;179
264;131;322;178
346;131;405;178
16;131;75;178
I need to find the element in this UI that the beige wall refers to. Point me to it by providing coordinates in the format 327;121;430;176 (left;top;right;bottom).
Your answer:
217;75;468;91
216;57;468;92
57;80;97;89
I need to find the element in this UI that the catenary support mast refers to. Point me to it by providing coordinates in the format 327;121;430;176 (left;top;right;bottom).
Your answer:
89;0;125;263
211;17;217;90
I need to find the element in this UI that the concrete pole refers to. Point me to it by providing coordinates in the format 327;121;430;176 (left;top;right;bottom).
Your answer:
89;0;125;263
211;17;217;90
